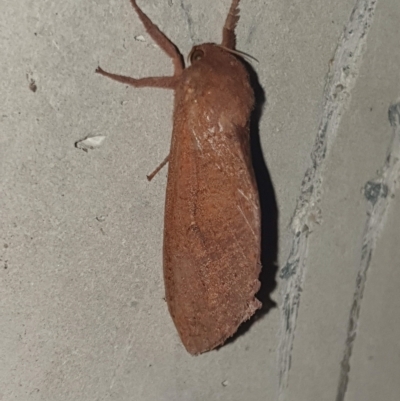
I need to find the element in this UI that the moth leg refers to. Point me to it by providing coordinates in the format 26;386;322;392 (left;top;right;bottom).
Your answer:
221;0;241;49
95;67;178;89
147;154;170;181
130;0;184;75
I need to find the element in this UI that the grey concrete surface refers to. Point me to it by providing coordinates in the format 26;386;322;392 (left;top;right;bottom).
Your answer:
1;0;399;400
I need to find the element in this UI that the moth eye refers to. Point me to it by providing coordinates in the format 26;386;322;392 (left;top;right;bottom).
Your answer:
190;49;204;63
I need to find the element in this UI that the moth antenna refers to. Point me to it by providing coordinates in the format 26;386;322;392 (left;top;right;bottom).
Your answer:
218;45;259;63
221;0;241;49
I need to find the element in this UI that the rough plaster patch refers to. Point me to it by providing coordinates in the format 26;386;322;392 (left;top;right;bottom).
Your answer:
277;0;378;397
75;135;106;152
134;35;146;42
335;102;400;401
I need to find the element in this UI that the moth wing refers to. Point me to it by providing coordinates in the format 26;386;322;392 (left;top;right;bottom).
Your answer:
163;118;261;355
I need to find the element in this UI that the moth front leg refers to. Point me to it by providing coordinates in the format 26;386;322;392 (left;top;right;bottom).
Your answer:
95;67;178;90
130;0;184;74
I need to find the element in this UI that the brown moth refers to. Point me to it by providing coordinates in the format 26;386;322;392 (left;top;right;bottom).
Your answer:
96;0;262;355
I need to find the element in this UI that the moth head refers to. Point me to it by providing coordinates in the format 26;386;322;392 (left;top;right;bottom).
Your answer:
188;44;257;66
188;46;205;64
188;44;233;65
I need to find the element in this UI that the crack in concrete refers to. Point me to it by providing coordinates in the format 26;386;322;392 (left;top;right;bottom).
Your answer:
335;102;400;401
277;0;378;397
179;0;195;44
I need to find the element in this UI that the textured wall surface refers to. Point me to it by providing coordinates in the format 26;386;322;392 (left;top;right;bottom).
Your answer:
1;0;399;400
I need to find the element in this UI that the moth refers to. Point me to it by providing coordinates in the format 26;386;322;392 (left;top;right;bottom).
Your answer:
96;0;262;355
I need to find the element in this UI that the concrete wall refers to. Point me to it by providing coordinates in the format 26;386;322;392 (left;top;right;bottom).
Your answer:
1;0;399;400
